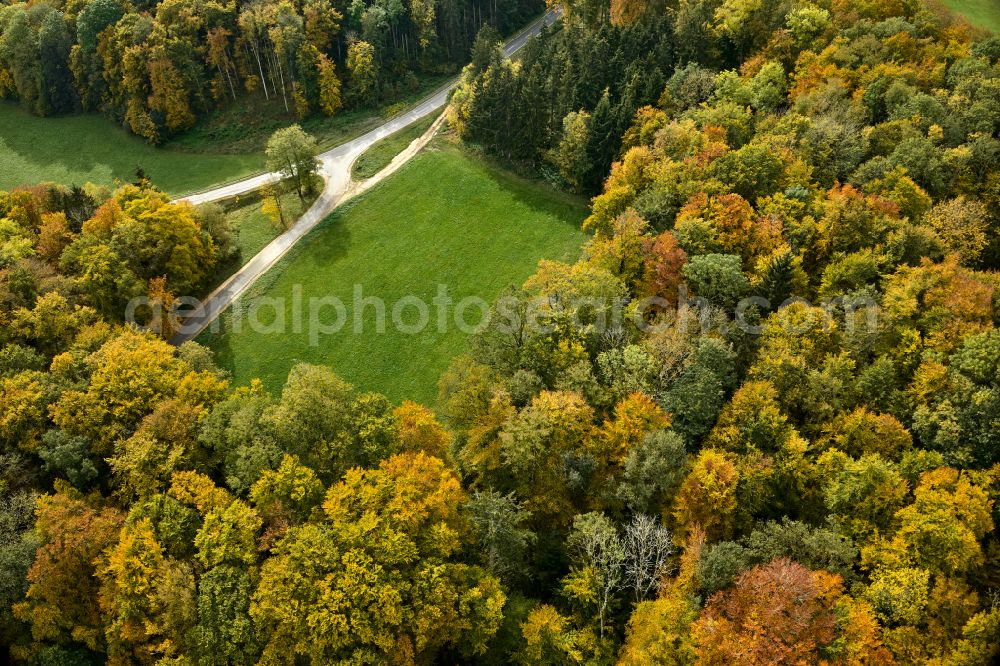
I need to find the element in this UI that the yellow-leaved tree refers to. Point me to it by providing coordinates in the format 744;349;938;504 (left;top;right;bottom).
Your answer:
251;452;504;664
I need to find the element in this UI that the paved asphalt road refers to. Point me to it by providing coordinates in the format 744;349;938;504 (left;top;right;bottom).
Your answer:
170;11;558;345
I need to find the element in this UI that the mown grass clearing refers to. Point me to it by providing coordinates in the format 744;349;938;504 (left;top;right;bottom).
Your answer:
941;0;1000;32
351;114;439;180
203;138;588;404
0;103;260;195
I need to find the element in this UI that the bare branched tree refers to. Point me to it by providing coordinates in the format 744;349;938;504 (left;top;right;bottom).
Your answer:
568;512;626;637
623;513;674;602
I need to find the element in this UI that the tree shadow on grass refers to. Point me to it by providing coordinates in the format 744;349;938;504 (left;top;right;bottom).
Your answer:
459;146;590;233
198;321;235;379
0;101;258;193
307;212;354;267
235;211;354;308
0;103;146;180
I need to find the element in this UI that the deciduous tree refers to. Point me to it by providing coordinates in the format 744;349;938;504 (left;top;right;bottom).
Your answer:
251;452;504;664
694;558;841;665
673;448;739;541
13;487;124;654
265;126;319;200
317;53;342;116
346;40;377;104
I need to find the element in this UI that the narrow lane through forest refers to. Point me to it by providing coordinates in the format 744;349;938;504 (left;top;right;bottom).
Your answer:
170;10;558;344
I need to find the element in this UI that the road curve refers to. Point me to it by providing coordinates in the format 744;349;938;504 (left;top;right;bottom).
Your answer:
170;11;558;345
179;11;554;207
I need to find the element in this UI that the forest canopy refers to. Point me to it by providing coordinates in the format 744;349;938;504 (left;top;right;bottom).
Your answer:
0;0;543;142
3;0;1000;664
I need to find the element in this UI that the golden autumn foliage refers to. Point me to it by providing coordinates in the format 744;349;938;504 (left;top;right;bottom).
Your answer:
5;1;1000;664
694;559;843;665
50;329;225;454
618;529;703;666
252;452;504;664
597;391;670;464
394;400;453;461
673;449;740;542
13;487;125;656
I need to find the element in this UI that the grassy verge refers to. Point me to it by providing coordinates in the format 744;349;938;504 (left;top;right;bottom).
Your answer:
351;114;439;181
201;137;588;404
199;180;321;296
0;102;260;195
941;0;1000;32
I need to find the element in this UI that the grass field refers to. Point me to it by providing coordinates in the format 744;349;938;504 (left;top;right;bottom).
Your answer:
351;114;439;180
942;0;1000;32
0;103;260;195
203;138;588;404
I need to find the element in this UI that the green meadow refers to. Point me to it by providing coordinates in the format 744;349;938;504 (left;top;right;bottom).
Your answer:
943;0;1000;32
0;102;259;195
204;139;588;404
